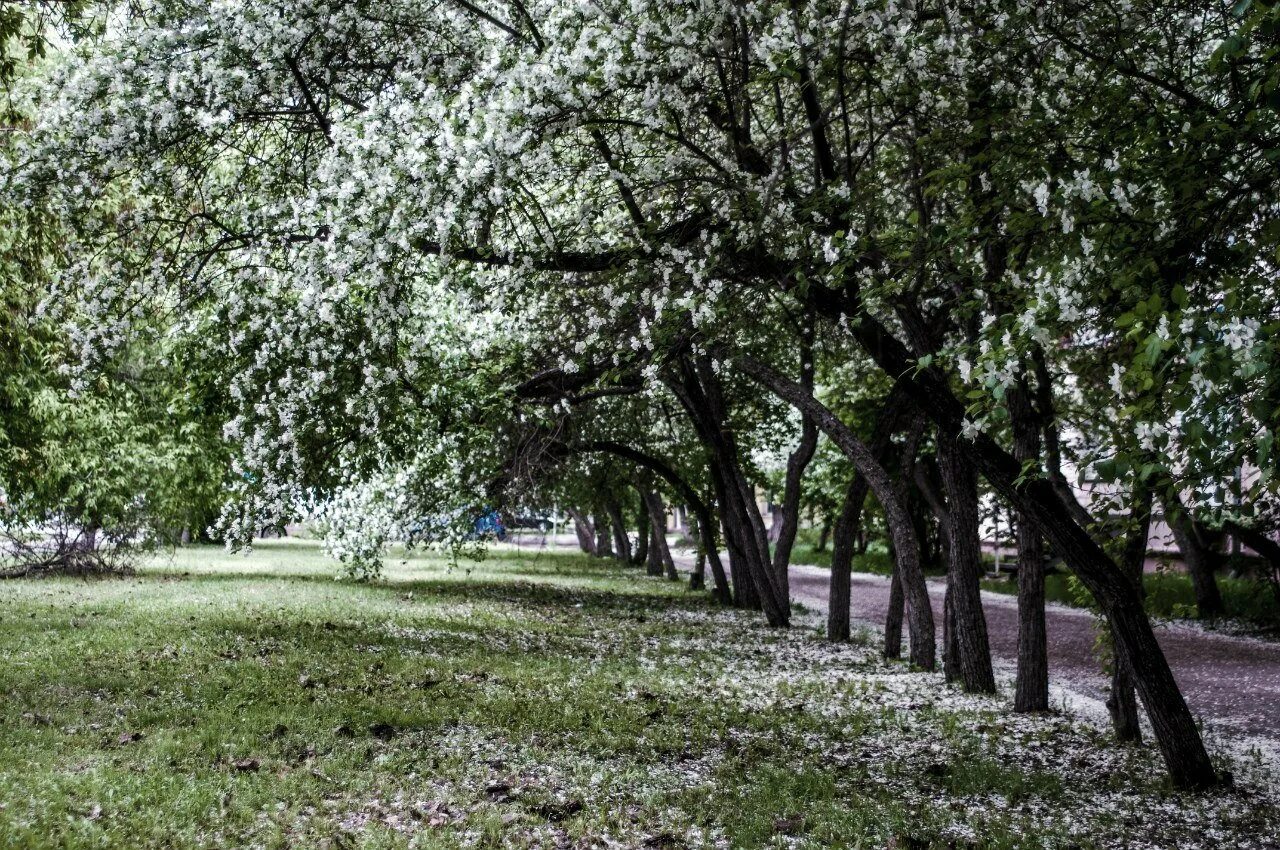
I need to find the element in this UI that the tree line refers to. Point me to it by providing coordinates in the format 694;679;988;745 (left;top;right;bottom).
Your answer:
4;0;1280;789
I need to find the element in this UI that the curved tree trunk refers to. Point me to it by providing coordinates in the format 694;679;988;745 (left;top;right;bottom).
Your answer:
771;414;818;599
1108;483;1153;743
838;311;1216;787
770;310;820;599
582;440;731;604
605;498;632;564
735;355;934;669
936;430;996;694
827;386;908;641
567;509;597;555
667;358;788;625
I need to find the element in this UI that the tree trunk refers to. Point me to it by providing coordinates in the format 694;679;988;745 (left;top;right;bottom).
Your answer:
605;498;632;564
936;429;995;693
771;413;818;600
667;358;788;625
768;502;784;544
770;311;819;598
816;518;832;552
567;508;596;555
709;456;762;611
691;549;706;589
736;356;934;669
631;503;649;566
582;439;732;604
885;561;904;660
688;511;707;590
827;386;908;641
1162;490;1224;619
1009;383;1049;712
644;490;678;580
643;498;664;577
593;513;613;558
942;585;958;682
700;511;732;604
1108;650;1142;744
1108;483;1153;743
839;311;1216;787
827;480;860;642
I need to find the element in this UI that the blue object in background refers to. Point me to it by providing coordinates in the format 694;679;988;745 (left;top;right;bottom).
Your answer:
474;510;506;541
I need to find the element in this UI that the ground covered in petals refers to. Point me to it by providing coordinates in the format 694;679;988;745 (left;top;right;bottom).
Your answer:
0;541;1275;849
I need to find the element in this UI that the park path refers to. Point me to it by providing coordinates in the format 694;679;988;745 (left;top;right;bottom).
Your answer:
511;533;1280;742
780;562;1280;741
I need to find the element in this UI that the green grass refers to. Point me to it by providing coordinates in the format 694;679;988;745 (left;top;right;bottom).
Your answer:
0;541;1274;849
979;567;1280;627
787;528;1279;628
784;536;896;574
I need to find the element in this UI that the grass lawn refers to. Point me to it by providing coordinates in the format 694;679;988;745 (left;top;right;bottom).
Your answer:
782;541;896;575
0;541;1276;849
979;569;1280;629
787;531;1280;629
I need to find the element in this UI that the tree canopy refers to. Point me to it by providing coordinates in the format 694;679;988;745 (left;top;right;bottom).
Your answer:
6;0;1280;788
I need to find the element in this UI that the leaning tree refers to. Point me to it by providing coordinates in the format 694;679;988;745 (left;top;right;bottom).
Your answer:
16;0;1280;787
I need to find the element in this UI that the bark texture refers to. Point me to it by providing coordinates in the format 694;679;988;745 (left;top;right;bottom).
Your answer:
605;498;632;563
770;312;820;600
667;357;788;625
567;509;596;555
834;309;1216;787
643;489;678;581
735;355;935;670
593;514;613;558
1108;485;1153;743
885;564;904;660
1008;384;1048;712
938;426;994;696
826;386;908;642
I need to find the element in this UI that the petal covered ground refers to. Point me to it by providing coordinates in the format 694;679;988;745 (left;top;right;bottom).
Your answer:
0;542;1275;849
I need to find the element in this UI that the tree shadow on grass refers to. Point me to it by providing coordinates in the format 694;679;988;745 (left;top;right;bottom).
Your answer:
148;565;721;621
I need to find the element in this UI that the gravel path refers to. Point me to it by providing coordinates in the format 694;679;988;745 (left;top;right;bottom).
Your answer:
509;534;1280;742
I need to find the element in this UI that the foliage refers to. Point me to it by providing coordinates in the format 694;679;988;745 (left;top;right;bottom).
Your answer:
1;135;227;574
10;0;1275;576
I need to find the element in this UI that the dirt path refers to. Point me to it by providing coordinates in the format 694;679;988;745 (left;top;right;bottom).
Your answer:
509;534;1280;742
784;563;1280;741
